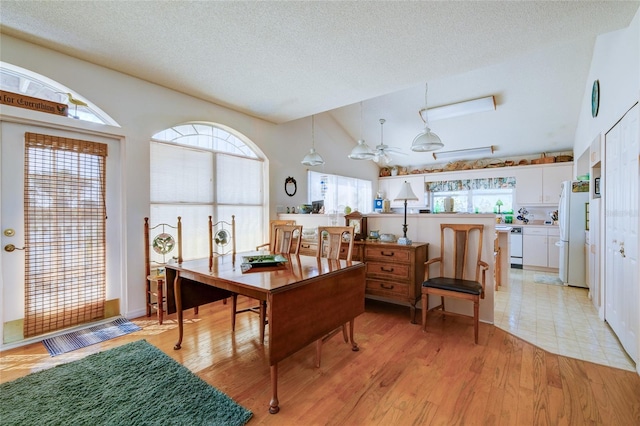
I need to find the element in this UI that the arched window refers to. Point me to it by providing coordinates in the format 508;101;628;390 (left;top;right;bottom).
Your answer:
0;62;118;125
150;123;266;261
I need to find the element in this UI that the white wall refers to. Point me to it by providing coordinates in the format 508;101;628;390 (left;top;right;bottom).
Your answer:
573;9;640;156
571;8;640;372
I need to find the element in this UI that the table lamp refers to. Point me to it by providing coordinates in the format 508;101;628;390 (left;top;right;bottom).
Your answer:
394;181;418;245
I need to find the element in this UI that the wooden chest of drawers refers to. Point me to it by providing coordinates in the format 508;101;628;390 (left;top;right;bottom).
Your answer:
299;238;427;322
363;242;428;323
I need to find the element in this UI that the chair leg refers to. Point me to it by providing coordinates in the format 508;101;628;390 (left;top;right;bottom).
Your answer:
473;299;479;344
421;293;428;332
341;324;349;343
441;296;445;313
157;279;164;325
231;294;238;331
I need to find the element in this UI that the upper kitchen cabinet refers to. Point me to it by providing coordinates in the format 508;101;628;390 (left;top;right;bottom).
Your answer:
515;163;572;205
379;175;426;209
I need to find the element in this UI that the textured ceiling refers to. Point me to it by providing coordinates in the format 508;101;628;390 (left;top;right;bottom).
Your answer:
1;1;638;166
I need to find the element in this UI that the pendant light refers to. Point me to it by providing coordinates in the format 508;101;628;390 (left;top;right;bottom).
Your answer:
348;102;375;160
301;115;325;166
411;83;444;152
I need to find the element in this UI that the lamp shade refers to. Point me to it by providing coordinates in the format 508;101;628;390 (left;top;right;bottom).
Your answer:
394;181;418;201
411;126;444;152
348;139;375;160
301;148;325;166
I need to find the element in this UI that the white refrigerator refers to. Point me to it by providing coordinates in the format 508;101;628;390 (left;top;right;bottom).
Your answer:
557;181;589;287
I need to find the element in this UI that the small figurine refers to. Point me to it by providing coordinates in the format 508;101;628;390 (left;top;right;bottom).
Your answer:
517;207;529;224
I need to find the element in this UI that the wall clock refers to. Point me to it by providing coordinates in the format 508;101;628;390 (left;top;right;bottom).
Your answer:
591;80;600;118
345;211;367;241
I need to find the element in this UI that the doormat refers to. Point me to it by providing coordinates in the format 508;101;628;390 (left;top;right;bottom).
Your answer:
1;340;253;425
42;317;141;356
534;274;564;285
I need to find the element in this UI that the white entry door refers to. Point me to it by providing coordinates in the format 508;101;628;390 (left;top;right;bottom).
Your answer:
604;103;639;362
1;120;123;346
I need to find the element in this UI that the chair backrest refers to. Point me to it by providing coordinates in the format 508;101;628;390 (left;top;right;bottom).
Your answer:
273;224;303;255
209;215;236;269
437;223;485;282
316;226;354;260
144;216;182;277
258;219;296;251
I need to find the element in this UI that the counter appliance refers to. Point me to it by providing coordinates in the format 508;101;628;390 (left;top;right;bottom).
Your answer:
510;226;523;268
557;181;589;287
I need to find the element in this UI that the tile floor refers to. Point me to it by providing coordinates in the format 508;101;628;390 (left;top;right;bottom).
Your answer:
494;268;636;372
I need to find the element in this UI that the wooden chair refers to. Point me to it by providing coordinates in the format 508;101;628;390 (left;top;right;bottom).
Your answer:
421;224;489;344
256;219;296;251
144;216;183;324
315;226;355;367
273;224;303;255
233;223;302;345
208;215;236;269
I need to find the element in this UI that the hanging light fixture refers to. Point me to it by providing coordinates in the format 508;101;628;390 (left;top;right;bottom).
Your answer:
411;82;444;152
348;102;375;160
301;115;325;166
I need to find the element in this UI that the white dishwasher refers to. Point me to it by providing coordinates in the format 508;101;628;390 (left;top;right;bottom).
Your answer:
509;227;523;268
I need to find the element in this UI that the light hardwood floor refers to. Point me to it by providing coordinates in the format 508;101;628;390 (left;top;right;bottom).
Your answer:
2;298;640;425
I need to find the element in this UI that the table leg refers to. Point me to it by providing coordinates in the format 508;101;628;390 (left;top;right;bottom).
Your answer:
173;273;183;350
348;319;359;352
410;304;417;324
259;301;266;345
269;364;279;414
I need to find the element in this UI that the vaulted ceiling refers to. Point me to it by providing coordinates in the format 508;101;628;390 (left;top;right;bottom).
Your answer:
1;1;638;166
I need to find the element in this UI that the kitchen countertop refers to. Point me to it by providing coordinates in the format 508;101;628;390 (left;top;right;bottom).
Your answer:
511;223;559;228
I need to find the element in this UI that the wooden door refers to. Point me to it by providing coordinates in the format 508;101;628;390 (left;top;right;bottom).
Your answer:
604;103;639;362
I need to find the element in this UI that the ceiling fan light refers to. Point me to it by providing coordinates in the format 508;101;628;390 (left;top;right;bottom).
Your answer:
348;139;375;160
411;127;444;152
301;148;325;166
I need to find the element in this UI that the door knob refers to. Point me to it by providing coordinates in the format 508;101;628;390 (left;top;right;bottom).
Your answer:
4;244;25;252
619;243;626;258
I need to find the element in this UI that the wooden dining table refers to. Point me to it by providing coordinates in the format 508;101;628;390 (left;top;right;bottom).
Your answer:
165;252;366;414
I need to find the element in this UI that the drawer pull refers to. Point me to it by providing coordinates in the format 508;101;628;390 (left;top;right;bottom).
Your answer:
380;283;395;290
301;244;310;248
380;251;395;257
380;266;395;272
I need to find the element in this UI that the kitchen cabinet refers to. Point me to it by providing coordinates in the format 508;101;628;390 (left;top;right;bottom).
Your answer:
515;164;572;205
378;175;425;209
523;226;560;269
547;228;560;269
523;228;548;267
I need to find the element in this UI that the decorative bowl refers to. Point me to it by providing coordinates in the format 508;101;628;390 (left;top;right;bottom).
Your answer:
380;233;396;242
298;204;313;214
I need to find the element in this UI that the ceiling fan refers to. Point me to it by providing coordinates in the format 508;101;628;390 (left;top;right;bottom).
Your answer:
372;119;407;164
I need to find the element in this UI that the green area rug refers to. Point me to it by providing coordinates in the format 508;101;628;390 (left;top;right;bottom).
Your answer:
0;340;252;425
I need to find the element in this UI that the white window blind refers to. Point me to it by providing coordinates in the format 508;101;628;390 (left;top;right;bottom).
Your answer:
150;124;265;260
